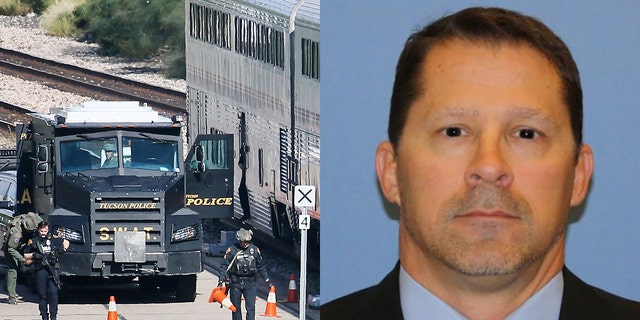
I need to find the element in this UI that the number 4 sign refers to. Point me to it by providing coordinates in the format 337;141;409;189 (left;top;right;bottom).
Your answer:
299;214;311;230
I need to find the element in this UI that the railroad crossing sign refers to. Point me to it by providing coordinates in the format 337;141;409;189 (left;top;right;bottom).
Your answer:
294;185;315;207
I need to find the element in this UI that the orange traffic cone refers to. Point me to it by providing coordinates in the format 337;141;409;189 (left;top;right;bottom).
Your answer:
107;296;118;320
261;285;281;317
286;274;298;303
208;283;225;303
209;286;237;312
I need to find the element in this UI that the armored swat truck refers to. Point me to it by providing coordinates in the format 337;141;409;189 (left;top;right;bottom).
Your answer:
12;101;233;301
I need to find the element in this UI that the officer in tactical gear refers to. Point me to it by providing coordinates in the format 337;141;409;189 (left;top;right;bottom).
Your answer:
24;221;69;320
219;228;271;320
101;143;118;168
2;212;42;304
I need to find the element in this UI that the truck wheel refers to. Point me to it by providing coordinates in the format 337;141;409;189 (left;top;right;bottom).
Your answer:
175;274;197;302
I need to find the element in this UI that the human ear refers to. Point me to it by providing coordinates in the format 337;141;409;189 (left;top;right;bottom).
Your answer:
375;141;401;205
570;144;594;206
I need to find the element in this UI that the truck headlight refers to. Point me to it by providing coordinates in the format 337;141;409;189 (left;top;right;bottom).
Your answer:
56;226;84;244
171;224;200;243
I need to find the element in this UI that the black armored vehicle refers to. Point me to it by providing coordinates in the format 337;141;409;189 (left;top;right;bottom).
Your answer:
12;101;233;301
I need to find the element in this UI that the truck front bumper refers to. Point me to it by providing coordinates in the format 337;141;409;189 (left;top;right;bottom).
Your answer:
58;251;203;277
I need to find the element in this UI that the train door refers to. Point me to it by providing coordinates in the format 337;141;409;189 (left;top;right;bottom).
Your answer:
237;112;250;220
184;134;234;219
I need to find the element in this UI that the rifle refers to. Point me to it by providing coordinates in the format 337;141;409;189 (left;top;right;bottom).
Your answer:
36;242;61;289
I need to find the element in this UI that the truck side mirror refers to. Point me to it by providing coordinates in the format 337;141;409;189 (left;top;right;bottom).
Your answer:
194;145;205;173
197;162;206;173
38;145;48;162
37;162;49;173
195;145;204;162
37;145;49;173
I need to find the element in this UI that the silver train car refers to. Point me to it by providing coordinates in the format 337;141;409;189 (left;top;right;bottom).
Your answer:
185;0;320;252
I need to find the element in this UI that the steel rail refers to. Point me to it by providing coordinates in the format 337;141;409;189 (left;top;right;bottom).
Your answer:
0;48;186;116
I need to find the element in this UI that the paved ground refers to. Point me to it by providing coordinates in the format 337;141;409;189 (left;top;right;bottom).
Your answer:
0;260;316;320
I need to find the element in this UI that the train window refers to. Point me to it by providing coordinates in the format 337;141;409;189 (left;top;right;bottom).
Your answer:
234;16;284;69
189;3;200;39
274;30;285;68
258;25;266;62
216;10;231;49
189;3;231;49
249;20;257;59
302;38;320;80
204;6;211;43
235;17;254;58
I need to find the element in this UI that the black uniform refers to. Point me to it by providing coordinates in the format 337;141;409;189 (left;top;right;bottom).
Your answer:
24;231;66;320
219;242;270;320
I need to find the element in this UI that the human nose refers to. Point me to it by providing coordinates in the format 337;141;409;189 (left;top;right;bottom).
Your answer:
464;136;513;187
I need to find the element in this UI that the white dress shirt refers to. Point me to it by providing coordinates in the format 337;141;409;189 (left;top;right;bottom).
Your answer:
400;265;563;320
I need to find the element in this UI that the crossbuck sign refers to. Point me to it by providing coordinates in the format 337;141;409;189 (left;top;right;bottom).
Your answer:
294;185;315;207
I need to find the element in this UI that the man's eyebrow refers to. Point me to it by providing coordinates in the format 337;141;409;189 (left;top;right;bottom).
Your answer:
430;108;479;121
431;106;558;122
508;107;559;127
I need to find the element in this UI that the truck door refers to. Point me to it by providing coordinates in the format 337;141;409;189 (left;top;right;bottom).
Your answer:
184;134;234;219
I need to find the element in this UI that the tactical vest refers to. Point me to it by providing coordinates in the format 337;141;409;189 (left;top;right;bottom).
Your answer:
3;212;40;251
233;247;258;276
29;234;61;270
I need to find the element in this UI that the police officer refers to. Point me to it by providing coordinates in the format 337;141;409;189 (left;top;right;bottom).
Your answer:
24;221;69;320
219;228;271;320
2;212;42;305
101;143;118;168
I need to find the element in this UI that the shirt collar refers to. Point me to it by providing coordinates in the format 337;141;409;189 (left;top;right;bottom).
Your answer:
399;266;563;320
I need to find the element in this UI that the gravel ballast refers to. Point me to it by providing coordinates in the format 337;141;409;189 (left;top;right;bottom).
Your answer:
0;15;186;148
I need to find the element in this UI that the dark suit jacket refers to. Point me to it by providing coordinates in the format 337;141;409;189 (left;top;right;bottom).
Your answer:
321;263;640;319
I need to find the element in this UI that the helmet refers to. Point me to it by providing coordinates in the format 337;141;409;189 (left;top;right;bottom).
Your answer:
103;143;116;152
21;212;43;232
236;228;253;242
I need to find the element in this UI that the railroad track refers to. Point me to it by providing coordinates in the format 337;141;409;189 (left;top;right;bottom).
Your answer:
0;100;29;143
0;99;31;126
0;47;186;115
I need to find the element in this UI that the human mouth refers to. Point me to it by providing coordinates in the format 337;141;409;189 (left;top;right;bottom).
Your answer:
456;210;520;220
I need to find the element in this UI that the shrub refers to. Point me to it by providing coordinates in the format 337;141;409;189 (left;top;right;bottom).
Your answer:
73;0;185;78
24;0;52;14
41;0;85;36
0;0;32;15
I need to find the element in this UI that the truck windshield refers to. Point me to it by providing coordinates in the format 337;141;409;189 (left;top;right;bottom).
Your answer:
60;139;117;172
60;136;180;173
123;136;179;172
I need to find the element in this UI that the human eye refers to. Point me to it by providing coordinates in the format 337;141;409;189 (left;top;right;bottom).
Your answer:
441;126;465;137
515;128;538;140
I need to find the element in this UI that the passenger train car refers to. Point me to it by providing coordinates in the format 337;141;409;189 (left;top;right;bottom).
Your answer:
185;0;320;253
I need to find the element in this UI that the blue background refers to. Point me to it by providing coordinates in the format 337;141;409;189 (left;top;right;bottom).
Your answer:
320;0;640;304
